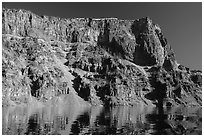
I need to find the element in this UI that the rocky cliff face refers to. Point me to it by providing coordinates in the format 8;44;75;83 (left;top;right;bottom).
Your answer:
2;8;202;107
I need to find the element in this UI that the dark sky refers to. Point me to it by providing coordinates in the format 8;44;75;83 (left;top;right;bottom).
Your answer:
3;2;202;70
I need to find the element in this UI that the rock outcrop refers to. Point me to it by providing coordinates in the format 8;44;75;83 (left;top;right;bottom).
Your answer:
2;8;202;107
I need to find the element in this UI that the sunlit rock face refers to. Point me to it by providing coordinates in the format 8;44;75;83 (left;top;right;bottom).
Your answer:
2;8;202;107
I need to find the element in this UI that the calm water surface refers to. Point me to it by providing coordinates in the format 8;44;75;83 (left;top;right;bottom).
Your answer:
2;104;202;135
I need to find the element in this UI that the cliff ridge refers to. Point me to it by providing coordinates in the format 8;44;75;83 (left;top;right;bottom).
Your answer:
2;8;202;107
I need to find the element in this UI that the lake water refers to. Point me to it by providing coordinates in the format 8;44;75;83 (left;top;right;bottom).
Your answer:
2;104;202;135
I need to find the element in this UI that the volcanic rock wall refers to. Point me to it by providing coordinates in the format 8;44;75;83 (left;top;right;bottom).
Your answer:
2;8;202;107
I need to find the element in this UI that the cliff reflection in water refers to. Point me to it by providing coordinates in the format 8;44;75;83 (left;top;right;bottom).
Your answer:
2;104;202;135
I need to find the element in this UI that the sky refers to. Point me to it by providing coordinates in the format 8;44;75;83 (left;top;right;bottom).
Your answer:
2;2;202;70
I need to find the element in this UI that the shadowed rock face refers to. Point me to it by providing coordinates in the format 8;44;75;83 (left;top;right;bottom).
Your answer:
2;8;202;107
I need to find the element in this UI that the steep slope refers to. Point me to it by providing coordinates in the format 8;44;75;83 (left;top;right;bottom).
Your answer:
2;8;202;107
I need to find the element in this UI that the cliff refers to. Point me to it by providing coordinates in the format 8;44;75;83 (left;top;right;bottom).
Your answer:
2;8;202;107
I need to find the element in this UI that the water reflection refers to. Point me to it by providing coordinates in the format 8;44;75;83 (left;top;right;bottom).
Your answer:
2;104;202;135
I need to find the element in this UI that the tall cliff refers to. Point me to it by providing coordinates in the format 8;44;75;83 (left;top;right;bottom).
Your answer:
2;8;202;107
